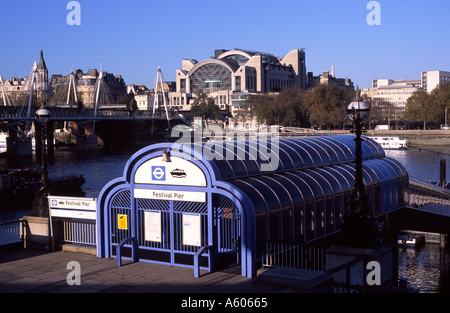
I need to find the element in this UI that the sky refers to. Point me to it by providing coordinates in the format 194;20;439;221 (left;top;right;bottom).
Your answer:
1;0;449;89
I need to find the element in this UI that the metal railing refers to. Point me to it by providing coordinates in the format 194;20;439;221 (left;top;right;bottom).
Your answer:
258;240;328;272
0;106;183;121
326;255;368;293
0;220;25;247
1;219;96;249
258;239;396;293
60;220;96;246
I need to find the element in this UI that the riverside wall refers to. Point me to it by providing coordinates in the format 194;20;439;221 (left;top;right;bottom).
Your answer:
364;130;450;147
294;129;450;148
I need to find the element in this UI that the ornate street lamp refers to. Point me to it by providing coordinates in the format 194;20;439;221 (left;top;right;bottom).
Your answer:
342;92;382;248
31;104;52;217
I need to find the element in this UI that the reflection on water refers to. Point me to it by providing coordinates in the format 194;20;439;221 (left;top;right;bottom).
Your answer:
398;244;450;293
388;146;450;293
45;149;132;197
384;146;450;182
0;148;134;223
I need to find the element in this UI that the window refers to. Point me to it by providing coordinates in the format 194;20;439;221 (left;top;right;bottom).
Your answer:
235;76;241;91
191;63;232;94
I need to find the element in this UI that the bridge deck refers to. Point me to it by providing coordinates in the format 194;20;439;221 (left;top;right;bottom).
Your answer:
0;106;180;121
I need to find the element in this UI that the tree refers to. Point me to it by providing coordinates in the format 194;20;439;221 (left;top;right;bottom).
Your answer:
405;90;434;129
127;99;137;116
405;83;450;129
190;91;221;126
277;88;309;127
249;88;309;127
430;82;450;126
248;93;280;125
405;90;427;127
304;84;354;129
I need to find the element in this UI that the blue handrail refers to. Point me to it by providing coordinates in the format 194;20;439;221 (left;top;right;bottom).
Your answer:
194;245;213;278
116;236;139;267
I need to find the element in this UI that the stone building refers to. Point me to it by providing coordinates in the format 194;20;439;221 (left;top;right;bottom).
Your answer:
307;65;354;91
168;48;307;116
0;50;49;105
50;68;127;108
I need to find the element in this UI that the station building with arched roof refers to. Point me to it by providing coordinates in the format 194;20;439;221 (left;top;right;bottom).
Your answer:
168;48;307;116
97;135;413;278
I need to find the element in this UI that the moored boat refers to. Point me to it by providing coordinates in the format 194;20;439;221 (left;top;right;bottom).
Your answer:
369;136;408;150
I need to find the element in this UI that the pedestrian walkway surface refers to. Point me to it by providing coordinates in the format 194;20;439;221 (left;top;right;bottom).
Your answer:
0;249;285;293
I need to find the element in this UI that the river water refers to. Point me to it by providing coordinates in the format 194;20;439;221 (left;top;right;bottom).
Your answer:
0;140;449;292
385;146;450;293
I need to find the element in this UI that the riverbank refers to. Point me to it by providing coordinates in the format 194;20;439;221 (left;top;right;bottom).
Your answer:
367;130;450;148
301;129;450;148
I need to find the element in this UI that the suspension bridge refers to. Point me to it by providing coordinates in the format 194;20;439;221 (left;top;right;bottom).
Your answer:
0;67;189;155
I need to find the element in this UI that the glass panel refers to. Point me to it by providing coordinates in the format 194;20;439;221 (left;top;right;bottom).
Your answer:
191;62;232;94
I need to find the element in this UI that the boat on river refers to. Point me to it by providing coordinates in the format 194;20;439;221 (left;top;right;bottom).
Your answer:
369;136;408;150
398;231;425;247
0;132;7;151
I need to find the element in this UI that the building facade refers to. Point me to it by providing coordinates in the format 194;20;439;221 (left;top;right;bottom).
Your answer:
168;48;307;116
362;79;422;122
1;51;127;108
0;51;49;106
50;68;127;108
362;70;450;123
307;66;354;91
421;70;450;93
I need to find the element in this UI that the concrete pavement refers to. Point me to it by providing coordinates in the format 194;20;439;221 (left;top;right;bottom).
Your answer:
0;249;285;293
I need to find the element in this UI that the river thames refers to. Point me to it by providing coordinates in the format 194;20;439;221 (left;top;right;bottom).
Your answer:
0;138;449;293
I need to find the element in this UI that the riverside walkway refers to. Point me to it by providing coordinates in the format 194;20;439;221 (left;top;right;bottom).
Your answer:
0;249;283;293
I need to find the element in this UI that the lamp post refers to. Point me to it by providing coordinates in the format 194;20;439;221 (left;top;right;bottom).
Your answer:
31;104;52;217
342;92;382;248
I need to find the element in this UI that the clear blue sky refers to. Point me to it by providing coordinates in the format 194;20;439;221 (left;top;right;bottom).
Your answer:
1;0;449;89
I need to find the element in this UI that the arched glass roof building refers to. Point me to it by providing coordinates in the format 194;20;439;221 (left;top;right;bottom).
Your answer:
169;48;308;114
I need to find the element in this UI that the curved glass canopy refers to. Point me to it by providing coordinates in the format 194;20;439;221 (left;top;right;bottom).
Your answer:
164;135;410;243
187;135;386;180
195;135;404;242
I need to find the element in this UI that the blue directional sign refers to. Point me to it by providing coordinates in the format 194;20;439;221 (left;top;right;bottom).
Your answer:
151;166;166;181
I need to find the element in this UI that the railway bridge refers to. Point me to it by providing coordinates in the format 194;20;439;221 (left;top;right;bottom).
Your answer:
0;105;189;155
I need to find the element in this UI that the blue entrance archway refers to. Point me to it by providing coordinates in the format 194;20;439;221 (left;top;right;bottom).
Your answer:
97;143;257;278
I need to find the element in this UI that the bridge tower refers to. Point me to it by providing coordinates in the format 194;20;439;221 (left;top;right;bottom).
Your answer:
3;63;43;157
0;75;15;106
152;66;171;132
66;70;78;105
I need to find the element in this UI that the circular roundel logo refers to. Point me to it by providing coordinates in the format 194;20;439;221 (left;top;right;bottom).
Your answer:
151;166;166;181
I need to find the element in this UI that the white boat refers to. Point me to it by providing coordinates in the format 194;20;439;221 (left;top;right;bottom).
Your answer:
0;132;7;152
397;232;425;247
0;132;56;152
370;136;408;150
398;234;416;246
0;132;6;145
